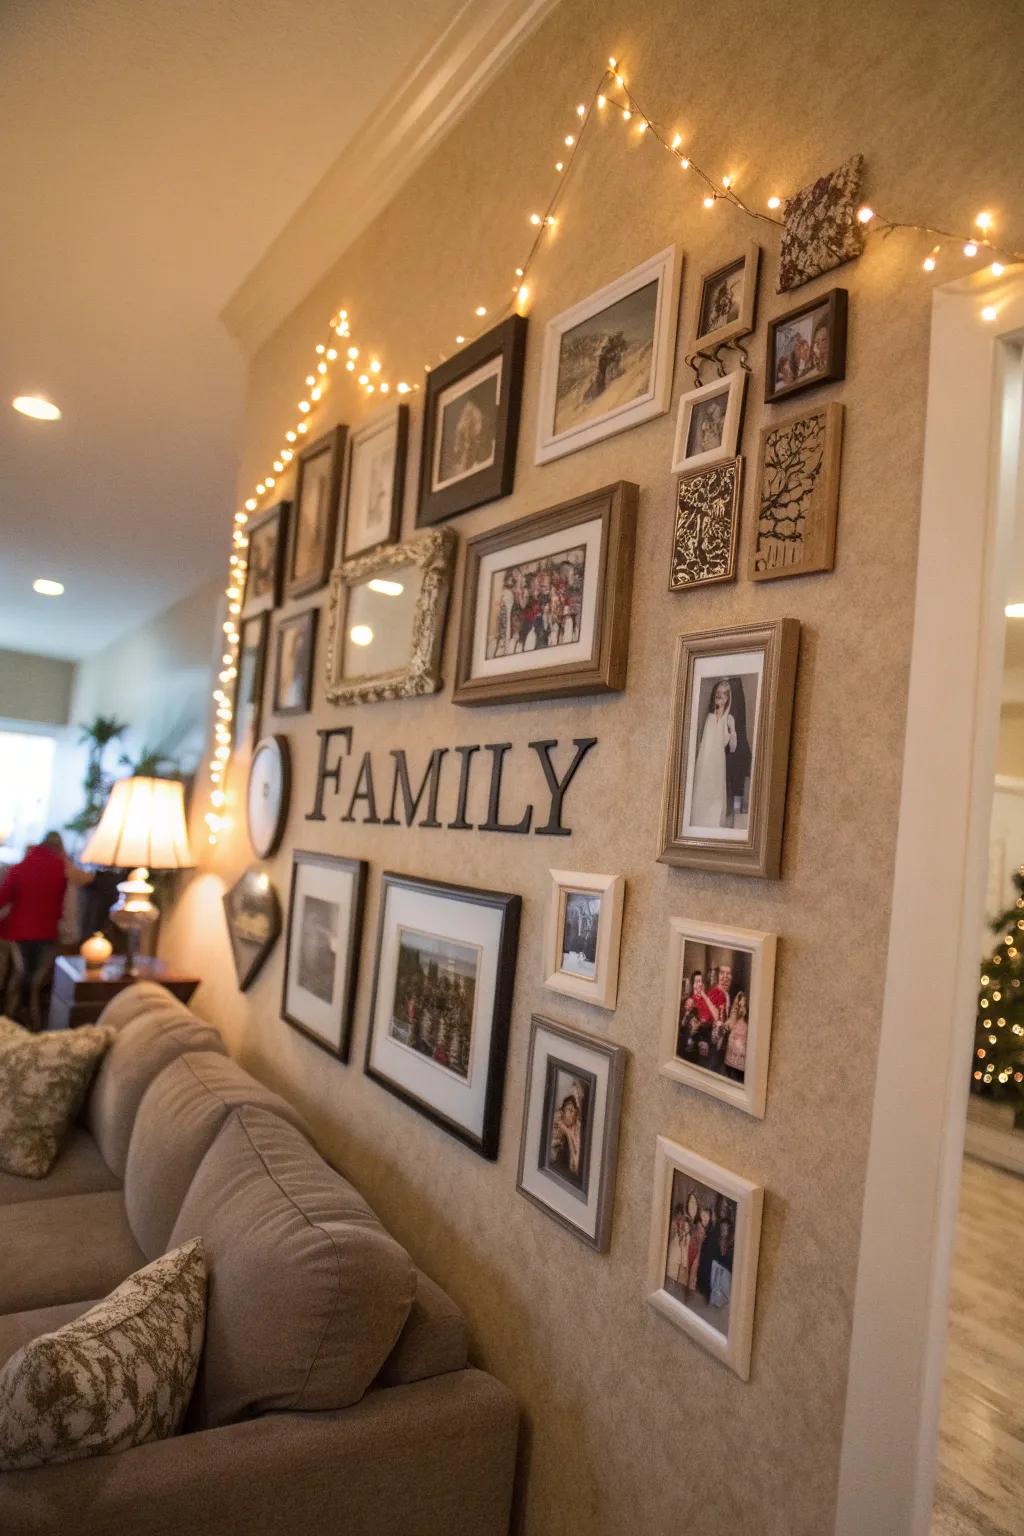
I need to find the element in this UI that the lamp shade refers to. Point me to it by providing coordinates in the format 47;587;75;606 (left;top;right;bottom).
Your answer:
81;776;195;870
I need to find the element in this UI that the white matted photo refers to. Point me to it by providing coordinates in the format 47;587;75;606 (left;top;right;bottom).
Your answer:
282;851;366;1060
659;917;776;1117
647;1136;763;1379
542;870;625;1010
681;654;764;844
342;403;408;558
535;246;680;464
671;371;747;474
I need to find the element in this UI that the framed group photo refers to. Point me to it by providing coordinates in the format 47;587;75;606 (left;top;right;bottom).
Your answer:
242;501;288;617
364;872;521;1160
541;870;625;1011
342;402;409;558
272;607;318;715
765;287;848;403
282;850;367;1060
287;425;346;599
670;371;746;475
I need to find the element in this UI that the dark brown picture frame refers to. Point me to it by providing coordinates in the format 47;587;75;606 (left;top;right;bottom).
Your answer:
364;872;521;1160
416;315;527;527
287;425;346;598
764;288;848;403
341;402;409;558
272;607;318;716
282;850;367;1063
453;480;638;707
231;611;269;752
242;500;289;617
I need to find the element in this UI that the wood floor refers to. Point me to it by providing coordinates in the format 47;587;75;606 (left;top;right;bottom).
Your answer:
932;1154;1024;1535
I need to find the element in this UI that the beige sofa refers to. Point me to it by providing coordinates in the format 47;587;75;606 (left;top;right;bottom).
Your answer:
0;982;518;1535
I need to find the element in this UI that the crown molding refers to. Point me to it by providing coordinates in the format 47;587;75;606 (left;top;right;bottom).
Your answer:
221;0;561;356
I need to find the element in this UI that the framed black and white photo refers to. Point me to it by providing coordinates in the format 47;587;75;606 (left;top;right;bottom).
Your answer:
364;872;521;1160
223;865;281;991
669;460;742;591
670;371;746;474
342;403;409;558
246;734;290;859
658;620;799;879
542;870;625;1011
765;287;847;403
517;1015;626;1252
693;243;760;352
242;501;288;617
416;316;527;526
231;612;268;755
647;1137;763;1379
282;850;367;1060
272;607;318;715
659;918;776;1117
287;425;346;599
535;246;681;464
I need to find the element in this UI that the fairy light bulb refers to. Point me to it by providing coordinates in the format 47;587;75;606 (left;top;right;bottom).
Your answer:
305;374;315;386
315;344;325;355
530;213;542;226
273;460;283;472
991;261;1005;276
326;347;337;360
964;241;978;258
976;211;993;231
981;305;998;322
768;195;782;210
298;400;310;412
310;386;321;400
564;134;575;147
397;382;410;394
857;206;874;224
622;108;631;121
597;94;606;107
515;267;524;277
245;497;257;511
679;157;689;170
576;103;585;118
297;421;308;433
672;133;682;149
317;362;327;375
722;174;732;189
474;305;487;317
555;161;564;172
703;195;715;209
286;430;297;443
923;254;937;271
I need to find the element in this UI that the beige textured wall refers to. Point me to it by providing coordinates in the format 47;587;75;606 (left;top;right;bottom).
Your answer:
996;708;1024;778
0;647;74;727
161;1;1023;1531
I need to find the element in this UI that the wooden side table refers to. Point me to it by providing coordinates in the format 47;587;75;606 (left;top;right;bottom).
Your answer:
47;956;200;1031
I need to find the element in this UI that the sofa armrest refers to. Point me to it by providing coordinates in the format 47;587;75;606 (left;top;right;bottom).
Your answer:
0;1369;518;1536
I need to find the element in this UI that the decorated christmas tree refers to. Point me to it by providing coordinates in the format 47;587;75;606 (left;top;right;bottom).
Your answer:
973;868;1024;1124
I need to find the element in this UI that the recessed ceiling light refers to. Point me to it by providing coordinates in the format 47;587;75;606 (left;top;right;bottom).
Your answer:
33;578;64;597
13;394;62;422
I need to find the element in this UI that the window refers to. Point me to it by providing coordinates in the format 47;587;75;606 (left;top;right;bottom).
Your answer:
0;730;57;865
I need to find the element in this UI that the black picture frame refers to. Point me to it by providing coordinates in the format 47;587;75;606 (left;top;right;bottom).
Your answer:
231;611;269;752
764;288;848;404
282;850;367;1063
364;871;521;1160
272;607;318;716
223;865;282;991
287;425;346;598
242;500;289;616
416;315;527;527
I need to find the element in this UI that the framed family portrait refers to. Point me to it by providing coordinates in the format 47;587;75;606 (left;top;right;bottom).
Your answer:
282;850;367;1060
287;425;346;599
325;527;455;705
453;481;637;707
516;1015;626;1252
231;612;268;755
242;501;288;617
750;402;844;581
659;917;777;1117
647;1136;763;1380
342;403;409;558
535;246;680;464
693;243;760;352
669;460;742;592
416;316;527;526
364;872;521;1160
670;371;746;474
542;870;625;1011
272;607;318;715
658;619;800;878
765;288;847;403
223;866;281;992
246;734;290;860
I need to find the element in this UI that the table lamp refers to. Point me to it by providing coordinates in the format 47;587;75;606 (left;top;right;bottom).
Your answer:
80;776;195;977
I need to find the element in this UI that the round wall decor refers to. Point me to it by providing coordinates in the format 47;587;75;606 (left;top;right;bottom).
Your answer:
247;734;291;859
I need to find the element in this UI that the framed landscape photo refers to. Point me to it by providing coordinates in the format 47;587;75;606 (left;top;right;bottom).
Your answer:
223;866;281;992
453;481;637;707
516;1015;626;1252
287;425;346;598
272;607;318;716
750;402;844;581
542;870;625;1011
535;246;680;464
231;612;268;755
765;288;847;403
693;243;760;352
364;872;521;1160
670;371;746;474
282;850;367;1060
658;619;800;878
342;403;409;558
669;460;743;592
242;501;288;617
647;1136;764;1380
416;315;527;526
659;917;777;1117
246;734;290;860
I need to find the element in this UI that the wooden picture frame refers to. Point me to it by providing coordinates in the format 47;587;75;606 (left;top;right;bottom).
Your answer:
242;500;289;617
287;425;346;599
693;243;760;352
416;316;527;526
453;481;638;707
272;607;318;716
657;619;800;879
670;371;747;474
542;869;625;1011
516;1014;626;1252
342;403;409;558
364;871;521;1160
765;288;848;403
282;850;367;1062
749;401;844;581
223;866;281;992
231;612;269;754
325;526;455;705
669;459;743;592
246;734;291;860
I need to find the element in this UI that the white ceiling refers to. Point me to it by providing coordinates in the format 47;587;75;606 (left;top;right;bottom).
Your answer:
0;0;465;660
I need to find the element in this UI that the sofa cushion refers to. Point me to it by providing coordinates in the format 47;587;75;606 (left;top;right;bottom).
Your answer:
169;1105;415;1426
125;1052;312;1260
0;1191;146;1314
379;1269;469;1386
0;1128;120;1208
0;1019;111;1178
96;981;191;1035
85;1007;225;1178
0;1238;207;1471
0;1302;96;1369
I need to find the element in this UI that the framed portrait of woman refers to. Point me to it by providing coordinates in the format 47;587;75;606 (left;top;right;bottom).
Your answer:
657;620;799;878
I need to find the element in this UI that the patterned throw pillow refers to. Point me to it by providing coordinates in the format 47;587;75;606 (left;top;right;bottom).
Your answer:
0;1238;207;1470
0;1017;112;1178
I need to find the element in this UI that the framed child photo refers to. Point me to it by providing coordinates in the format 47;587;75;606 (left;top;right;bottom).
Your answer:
242;501;289;617
282;850;367;1061
669;460;742;592
750;402;844;581
765;288;847;403
647;1136;764;1380
542;870;625;1011
453;481;637;707
287;425;346;599
659;917;777;1117
658;619;799;879
517;1015;626;1252
272;607;318;716
416;315;527;527
364;872;521;1160
670;371;746;475
535;246;681;465
231;612;269;756
693;243;760;353
342;403;409;558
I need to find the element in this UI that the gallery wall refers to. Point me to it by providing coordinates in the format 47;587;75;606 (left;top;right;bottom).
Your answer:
160;0;1023;1530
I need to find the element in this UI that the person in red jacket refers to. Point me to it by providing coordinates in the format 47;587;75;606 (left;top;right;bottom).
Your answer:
0;832;92;1013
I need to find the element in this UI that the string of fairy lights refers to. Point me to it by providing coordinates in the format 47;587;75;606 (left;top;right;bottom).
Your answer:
204;55;1023;846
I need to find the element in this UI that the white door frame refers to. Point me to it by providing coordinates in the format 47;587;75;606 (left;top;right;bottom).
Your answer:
834;269;1024;1535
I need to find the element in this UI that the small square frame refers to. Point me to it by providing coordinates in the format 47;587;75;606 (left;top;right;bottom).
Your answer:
693;243;760;352
542;870;625;1011
671;371;747;474
765;289;848;404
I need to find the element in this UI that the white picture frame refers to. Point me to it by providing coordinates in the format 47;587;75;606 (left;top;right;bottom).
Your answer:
542;870;625;1011
647;1136;763;1380
670;371;747;474
658;917;776;1117
535;246;681;465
